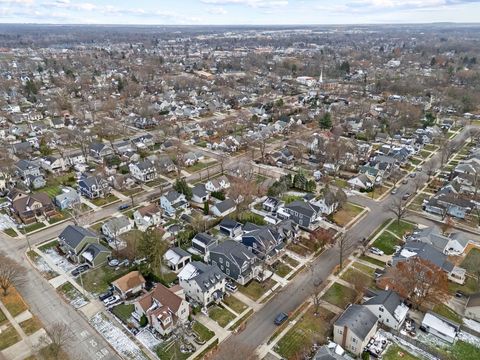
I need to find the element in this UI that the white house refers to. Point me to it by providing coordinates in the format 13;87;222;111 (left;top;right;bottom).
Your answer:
211;198;237;217
129;159;157;183
133;203;162;231
164;247;192;272
101;216;132;239
160;190;189;217
421;312;459;344
205;176;230;193
363;290;409;330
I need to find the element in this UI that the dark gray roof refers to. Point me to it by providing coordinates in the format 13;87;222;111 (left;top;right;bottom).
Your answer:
82;243;110;259
169;247;191;258
219;217;242;230
394;241;454;272
193;232;216;246
188;261;226;292
313;346;345;360
135;159;154;171
16;159;37;171
285;200;320;218
364;290;403;316
192;184;208;198
335;305;377;340
213;198;236;214
210;240;256;269
164;190;183;202
59;225;97;249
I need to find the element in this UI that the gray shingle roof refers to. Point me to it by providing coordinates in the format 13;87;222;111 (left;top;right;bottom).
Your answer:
335;305;377;340
210;240;256;269
364;290;403;316
213;198;236;214
59;225;97;249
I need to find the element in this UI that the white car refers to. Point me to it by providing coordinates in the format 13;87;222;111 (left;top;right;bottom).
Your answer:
369;247;385;256
103;295;120;306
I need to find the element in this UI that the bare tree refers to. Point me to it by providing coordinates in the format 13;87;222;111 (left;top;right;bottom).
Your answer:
338;234;356;270
424;158;439;180
0;254;26;296
41;322;73;360
310;270;324;315
386;197;409;225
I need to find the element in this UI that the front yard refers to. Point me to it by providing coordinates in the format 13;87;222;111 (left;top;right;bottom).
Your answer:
320;282;357;309
58;282;88;308
222;295;248;314
461;248;480;276
0;324;20;351
91;194;119;207
0;287;28;317
382;344;419;360
332;202;364;227
275;307;335;359
112;304;134;324
273;261;292;278
192;321;215;342
238;278;277;302
208;305;236;328
156;340;191;360
78;265;132;294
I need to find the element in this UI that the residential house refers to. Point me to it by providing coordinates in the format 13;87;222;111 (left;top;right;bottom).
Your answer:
155;155;176;174
129;159;157;183
211;198;237;217
333;305;378;356
101;216;132;239
10;191;56;224
24;174;46;190
406;227;470;256
164;247;192;272
177;262;226;307
279;200;321;229
40;156;66;173
15;159;41;179
363;290;409;330
89;142;113;159
348;174;373;190
160;190;189;217
131;134;154;149
465;293;480;321
78;176;110;199
424;193;474;220
190;232;218;260
209;240;259;285
263;197;282;212
112;271;146;299
66;152;86;167
241;223;284;259
219;218;243;238
134;284;189;336
80;243;111;268
421;312;459;344
58;225;99;263
133;203;162;231
191;184;210;204
205;176;230;193
54;187;81;210
183;152;198;166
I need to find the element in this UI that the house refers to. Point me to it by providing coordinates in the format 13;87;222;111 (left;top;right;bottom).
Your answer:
132;134;154;148
164;247;192;272
134;284;189;336
190;232;218;260
101;216;132;239
54;187;81;210
424;193;474;219
183;152;198;166
421;312;459;344
333;305;378;356
363;290;409;330
11;191;56;224
211;198;236;217
465;293;480;321
129;159;157;183
15;159;41;179
133;203;162;231
241;223;284;259
263;197;282;212
112;271;146;299
205;176;230;193
58;225;99;263
280;200;321;229
89;142;113;159
80;243;111;268
66;152;86;166
314;188;343;215
210;240;259;285
348;174;373;190
177;262;226;307
191;184;210;204
219;217;243;238
406;227;470;256
78;176;110;199
24;174;46;190
160;190;189;217
40;156;66;173
155;155;177;174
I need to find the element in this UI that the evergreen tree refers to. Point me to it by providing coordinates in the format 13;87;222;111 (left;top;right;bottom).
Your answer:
319;113;332;130
174;178;193;200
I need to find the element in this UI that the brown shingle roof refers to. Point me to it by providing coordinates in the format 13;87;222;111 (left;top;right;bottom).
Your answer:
136;283;182;313
112;271;145;293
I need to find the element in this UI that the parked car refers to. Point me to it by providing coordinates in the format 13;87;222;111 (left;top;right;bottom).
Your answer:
369;247;384;256
410;172;417;178
391;188;398;195
108;259;119;267
103;295;121;306
225;282;238;293
98;290;113;301
402;178;408;184
118;204;130;211
455;290;466;298
274;312;289;325
402;193;411;200
71;264;90;277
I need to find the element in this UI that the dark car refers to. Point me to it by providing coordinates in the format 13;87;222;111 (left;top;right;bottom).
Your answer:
71;264;89;277
118;204;130;211
274;312;289;325
455;290;466;298
98;290;113;301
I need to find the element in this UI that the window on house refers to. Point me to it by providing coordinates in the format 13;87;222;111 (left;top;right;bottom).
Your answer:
226;269;230;275
379;307;384;312
226;261;229;267
219;258;223;263
338;329;342;335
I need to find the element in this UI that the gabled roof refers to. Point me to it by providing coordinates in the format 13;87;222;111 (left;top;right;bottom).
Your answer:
364;290;403;316
81;243;110;262
59;225;97;249
219;217;242;230
137;283;183;314
285;200;320;218
178;261;225;292
213;198;236;214
192;232;216;246
164;247;191;265
210;240;256;270
103;216;130;231
394;241;454;272
112;271;146;293
192;184;208;198
335;305;377;340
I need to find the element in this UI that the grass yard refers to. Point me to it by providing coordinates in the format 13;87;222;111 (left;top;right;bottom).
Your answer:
91;194;119;207
424;144;438;152
286;242;312;257
448;275;478;296
372;231;402;255
450;340;480;360
38;240;58;252
433;304;462;324
41;185;62;197
321;282;357;309
359;255;386;267
78;265;132;294
119;187;143;197
332;202;364;227
419;150;431;159
382;345;419;360
236;211;266;226
188;160;217;172
333;178;349;189
0;308;7;325
340;268;374;288
24;222;46;233
274;262;292;278
19;316;43;335
276;307;335;359
461;248;480;276
58;282;88;304
351;262;376;276
192;321;215;342
156;340;191;360
410;158;422;166
209;305;236;328
281;194;302;205
238;278;277;301
222;295;248;314
3;228;17;237
283;255;299;268
386;220;416;238
111;304;134;324
0;324;20;350
0;287;28;317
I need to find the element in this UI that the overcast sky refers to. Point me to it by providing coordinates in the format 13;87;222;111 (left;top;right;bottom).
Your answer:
1;0;480;25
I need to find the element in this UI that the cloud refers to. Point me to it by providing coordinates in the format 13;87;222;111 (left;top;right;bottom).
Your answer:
201;0;288;8
208;6;228;14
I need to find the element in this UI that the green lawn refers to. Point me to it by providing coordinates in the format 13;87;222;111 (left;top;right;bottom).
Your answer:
24;222;46;233
359;255;386;267
424;144;438;152
0;325;20;350
236;211;266;226
41;185;62;197
372;231;402;255
209;305;236;328
281;194;302;205
274;262;292;278
156;340;190;360
383;345;419;360
334;178;349;189
451;340;480;360
78;265;132;294
3;228;17;237
0;308;7;325
91;194;119;207
340;268;374;288
283;255;300;268
419;150;431;159
386;220;415;238
433;304;462;324
238;278;277;301
321;282;357;309
410;158;422;166
192;321;215;342
38;240;59;252
19;316;43;335
187;160;217;172
222;295;248;314
58;282;88;304
332;202;364;227
111;304;134;324
448;275;478;296
276;307;335;359
461;248;480;276
351;262;376;276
